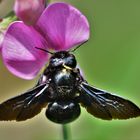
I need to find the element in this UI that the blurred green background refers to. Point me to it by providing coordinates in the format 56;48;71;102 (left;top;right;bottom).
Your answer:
0;0;140;140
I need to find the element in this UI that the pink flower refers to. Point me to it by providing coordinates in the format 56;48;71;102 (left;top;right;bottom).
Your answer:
1;2;89;79
14;0;46;25
0;32;4;52
0;30;5;53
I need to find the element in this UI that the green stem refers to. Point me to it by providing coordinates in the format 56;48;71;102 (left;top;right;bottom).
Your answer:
62;124;71;140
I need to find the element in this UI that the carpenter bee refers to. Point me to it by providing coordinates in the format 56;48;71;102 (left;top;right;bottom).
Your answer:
0;46;140;124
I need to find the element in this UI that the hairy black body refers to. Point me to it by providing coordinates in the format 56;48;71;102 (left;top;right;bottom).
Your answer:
0;51;140;124
37;52;83;123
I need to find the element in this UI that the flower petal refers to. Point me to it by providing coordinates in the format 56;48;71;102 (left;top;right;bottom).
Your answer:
0;31;4;53
2;21;48;79
35;2;90;50
14;0;46;25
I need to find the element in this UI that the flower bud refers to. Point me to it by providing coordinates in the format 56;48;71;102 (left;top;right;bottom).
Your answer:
14;0;46;25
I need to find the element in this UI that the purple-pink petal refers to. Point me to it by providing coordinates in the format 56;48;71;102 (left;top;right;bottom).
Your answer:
2;21;48;79
14;0;46;25
35;2;90;50
0;32;4;53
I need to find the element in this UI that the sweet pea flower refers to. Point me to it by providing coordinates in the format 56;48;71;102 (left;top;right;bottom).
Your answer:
1;2;89;79
0;32;4;52
14;0;46;25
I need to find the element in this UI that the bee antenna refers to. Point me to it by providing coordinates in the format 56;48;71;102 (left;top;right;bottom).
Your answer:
70;40;88;52
35;47;54;54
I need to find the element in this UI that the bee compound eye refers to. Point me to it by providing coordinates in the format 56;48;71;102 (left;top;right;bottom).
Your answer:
45;101;80;124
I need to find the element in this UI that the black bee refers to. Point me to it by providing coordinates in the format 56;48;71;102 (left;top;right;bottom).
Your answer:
0;47;140;124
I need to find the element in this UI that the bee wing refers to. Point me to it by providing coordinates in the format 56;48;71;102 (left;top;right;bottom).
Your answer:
0;83;49;121
78;82;140;120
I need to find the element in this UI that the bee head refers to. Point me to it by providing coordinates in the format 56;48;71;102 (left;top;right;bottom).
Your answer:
49;51;77;68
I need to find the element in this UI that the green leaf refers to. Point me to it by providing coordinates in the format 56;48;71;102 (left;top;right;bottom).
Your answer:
0;11;17;30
